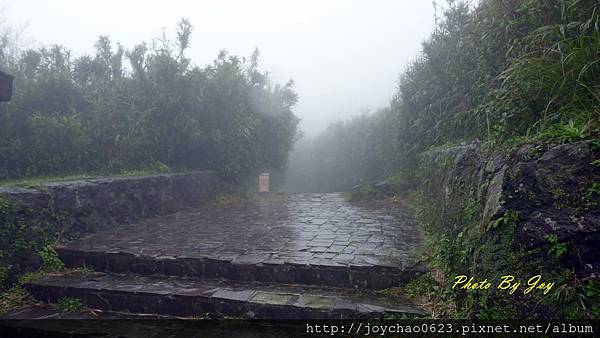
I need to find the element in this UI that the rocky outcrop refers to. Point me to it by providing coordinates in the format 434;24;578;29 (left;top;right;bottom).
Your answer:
420;140;600;277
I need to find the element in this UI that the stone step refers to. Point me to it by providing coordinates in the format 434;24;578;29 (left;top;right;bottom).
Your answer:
25;271;425;320
0;306;310;337
57;248;424;290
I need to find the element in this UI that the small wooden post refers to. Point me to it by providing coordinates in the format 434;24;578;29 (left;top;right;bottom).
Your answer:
259;173;270;193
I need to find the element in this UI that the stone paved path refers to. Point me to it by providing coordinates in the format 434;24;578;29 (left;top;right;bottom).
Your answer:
17;193;427;321
63;193;421;269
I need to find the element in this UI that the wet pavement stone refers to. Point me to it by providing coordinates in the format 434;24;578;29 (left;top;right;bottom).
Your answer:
23;271;425;319
58;193;423;289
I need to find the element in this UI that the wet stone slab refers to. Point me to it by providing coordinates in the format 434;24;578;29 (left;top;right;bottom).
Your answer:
23;272;425;319
250;292;298;306
296;294;337;309
58;193;423;288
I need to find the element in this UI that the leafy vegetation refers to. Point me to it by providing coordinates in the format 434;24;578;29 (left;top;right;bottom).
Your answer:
540;271;600;319
38;245;65;272
288;0;599;191
0;285;29;314
586;182;600;197
0;194;38;287
0;19;299;184
0;209;66;314
395;0;599;166
544;234;568;258
55;297;82;313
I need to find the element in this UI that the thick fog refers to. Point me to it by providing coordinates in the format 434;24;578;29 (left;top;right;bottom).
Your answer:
2;0;435;138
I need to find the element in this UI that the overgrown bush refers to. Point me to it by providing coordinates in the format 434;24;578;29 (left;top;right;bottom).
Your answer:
0;19;299;183
0;193;63;289
395;0;599;169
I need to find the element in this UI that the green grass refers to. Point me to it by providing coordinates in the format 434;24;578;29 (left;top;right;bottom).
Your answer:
0;174;104;188
0;165;190;189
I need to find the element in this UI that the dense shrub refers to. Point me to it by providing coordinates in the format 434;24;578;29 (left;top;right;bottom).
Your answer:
290;0;599;190
0;20;299;183
395;0;599;167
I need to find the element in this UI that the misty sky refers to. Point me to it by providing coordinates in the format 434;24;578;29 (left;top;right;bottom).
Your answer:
3;0;436;138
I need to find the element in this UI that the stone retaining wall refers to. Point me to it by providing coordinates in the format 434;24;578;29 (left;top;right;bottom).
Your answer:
0;171;221;284
0;171;221;238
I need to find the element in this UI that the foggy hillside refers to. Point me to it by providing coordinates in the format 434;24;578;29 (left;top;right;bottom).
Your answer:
0;0;599;324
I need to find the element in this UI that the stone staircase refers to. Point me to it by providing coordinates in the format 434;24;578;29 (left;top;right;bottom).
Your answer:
25;271;423;319
22;193;426;319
